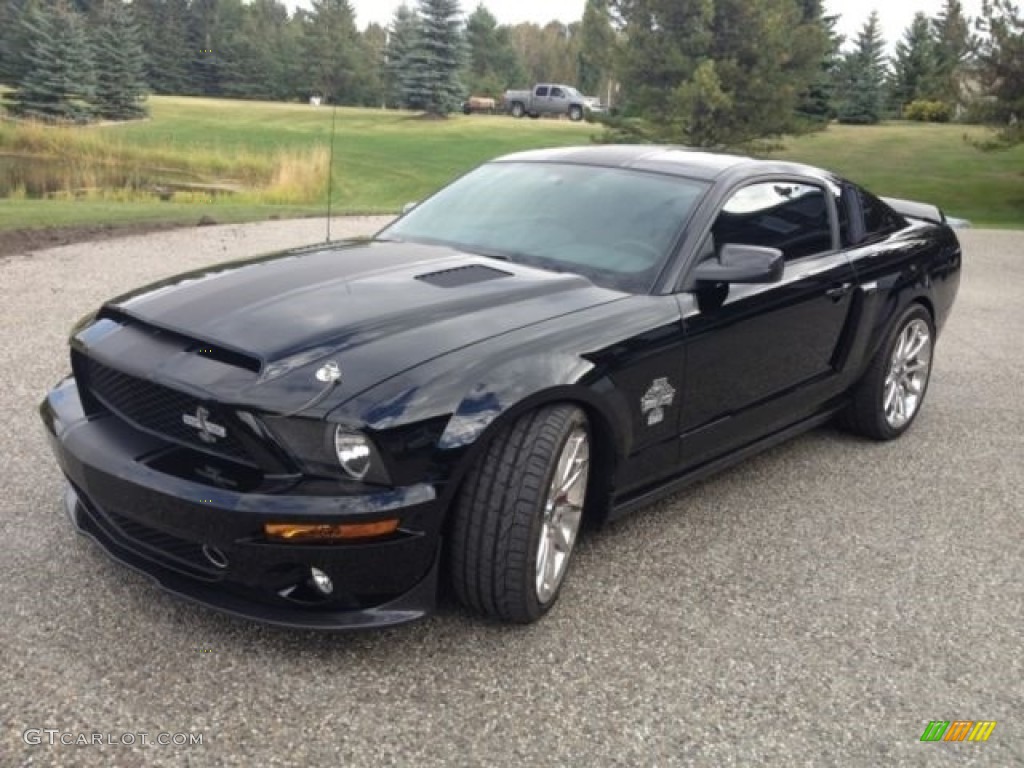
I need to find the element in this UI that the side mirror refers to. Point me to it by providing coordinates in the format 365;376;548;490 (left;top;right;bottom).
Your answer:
693;244;784;285
401;201;418;215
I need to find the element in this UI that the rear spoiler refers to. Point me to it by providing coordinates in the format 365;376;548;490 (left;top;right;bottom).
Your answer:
882;196;946;225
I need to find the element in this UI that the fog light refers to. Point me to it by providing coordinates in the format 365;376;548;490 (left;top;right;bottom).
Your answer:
264;519;399;542
309;567;333;595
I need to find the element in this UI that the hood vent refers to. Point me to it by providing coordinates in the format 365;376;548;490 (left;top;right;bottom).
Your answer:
415;264;512;288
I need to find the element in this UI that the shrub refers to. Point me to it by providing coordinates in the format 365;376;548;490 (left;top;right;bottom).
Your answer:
903;100;953;123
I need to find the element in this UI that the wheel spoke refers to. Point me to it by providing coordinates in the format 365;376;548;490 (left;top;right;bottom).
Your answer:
884;381;899;412
883;318;932;430
894;329;909;362
904;331;928;361
542;536;561;591
534;425;590;605
558;464;586;500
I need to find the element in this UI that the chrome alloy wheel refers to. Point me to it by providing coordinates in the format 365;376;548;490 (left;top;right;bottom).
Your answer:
535;426;589;604
884;318;933;429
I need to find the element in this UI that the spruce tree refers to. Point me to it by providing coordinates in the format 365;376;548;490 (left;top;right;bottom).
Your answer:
794;0;844;125
131;0;189;94
835;11;888;125
385;4;420;108
8;0;96;122
303;0;361;103
889;13;940;113
931;0;974;109
402;0;464;117
0;0;34;87
91;0;148;119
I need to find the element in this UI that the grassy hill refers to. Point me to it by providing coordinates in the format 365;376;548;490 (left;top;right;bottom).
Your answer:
1;95;1021;231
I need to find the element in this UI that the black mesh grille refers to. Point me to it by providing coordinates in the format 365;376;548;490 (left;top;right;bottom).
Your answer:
85;357;254;464
104;509;222;579
68;478;223;581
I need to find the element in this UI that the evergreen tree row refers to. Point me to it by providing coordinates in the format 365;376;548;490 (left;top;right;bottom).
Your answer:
0;0;1019;145
1;0;148;122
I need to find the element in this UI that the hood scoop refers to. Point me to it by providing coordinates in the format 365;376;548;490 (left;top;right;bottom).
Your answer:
415;264;512;288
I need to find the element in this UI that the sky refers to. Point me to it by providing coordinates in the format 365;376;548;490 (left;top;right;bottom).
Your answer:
344;0;986;49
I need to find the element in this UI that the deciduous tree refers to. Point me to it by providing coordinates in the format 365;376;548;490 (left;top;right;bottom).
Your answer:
975;0;1024;146
464;4;523;97
608;0;825;147
578;0;615;97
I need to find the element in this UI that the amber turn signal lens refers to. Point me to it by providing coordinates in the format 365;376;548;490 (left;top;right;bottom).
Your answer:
264;519;399;542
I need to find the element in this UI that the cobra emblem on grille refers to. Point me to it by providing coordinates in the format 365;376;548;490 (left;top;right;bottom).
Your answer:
182;406;227;443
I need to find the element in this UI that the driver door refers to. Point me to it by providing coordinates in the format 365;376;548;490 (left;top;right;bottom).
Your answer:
676;179;858;467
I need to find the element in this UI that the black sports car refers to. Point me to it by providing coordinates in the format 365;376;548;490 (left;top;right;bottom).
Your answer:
40;146;962;629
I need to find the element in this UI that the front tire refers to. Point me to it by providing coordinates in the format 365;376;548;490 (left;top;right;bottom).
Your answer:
449;405;591;623
510;102;525;118
844;304;935;440
568;105;583;122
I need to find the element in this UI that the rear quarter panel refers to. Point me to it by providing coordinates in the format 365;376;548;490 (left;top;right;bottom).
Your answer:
843;220;962;379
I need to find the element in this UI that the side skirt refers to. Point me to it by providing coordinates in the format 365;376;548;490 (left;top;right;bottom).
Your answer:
607;408;842;522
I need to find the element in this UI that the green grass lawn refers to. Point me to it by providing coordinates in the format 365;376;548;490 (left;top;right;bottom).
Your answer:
1;95;1021;231
768;122;1024;228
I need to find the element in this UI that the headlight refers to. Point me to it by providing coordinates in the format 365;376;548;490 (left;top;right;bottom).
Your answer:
264;417;391;485
334;428;373;480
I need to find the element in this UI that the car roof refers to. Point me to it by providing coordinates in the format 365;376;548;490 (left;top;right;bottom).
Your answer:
493;145;829;183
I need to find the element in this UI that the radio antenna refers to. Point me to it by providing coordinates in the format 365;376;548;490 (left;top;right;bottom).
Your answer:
326;101;338;243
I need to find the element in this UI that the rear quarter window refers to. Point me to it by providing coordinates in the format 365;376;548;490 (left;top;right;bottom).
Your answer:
857;187;906;244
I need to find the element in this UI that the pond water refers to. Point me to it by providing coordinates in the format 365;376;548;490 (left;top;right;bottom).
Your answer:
0;154;235;199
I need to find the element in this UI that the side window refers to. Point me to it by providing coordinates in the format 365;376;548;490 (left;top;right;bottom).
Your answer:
836;183;905;246
711;181;833;262
550;87;565;98
858;188;904;242
535;86;549;97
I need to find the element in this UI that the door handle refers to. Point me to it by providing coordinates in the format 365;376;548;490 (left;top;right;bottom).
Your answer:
826;283;853;301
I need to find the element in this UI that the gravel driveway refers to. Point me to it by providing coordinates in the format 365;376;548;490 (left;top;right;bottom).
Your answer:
0;222;1020;767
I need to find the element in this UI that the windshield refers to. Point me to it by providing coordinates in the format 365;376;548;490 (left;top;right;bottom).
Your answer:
379;162;709;293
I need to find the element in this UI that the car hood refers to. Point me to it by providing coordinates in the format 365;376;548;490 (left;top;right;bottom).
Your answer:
103;240;626;404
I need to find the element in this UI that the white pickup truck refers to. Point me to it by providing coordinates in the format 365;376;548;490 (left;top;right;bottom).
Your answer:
503;83;591;121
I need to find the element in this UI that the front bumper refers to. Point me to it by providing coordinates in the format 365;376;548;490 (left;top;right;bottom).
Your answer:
40;376;443;630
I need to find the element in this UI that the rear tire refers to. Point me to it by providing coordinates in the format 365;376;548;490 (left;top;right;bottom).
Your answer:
843;304;935;440
448;405;591;623
510;102;525;118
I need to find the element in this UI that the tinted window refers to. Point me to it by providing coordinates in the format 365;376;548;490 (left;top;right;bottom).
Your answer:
712;182;833;261
859;188;904;241
551;87;565;98
535;86;549;97
381;162;710;293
